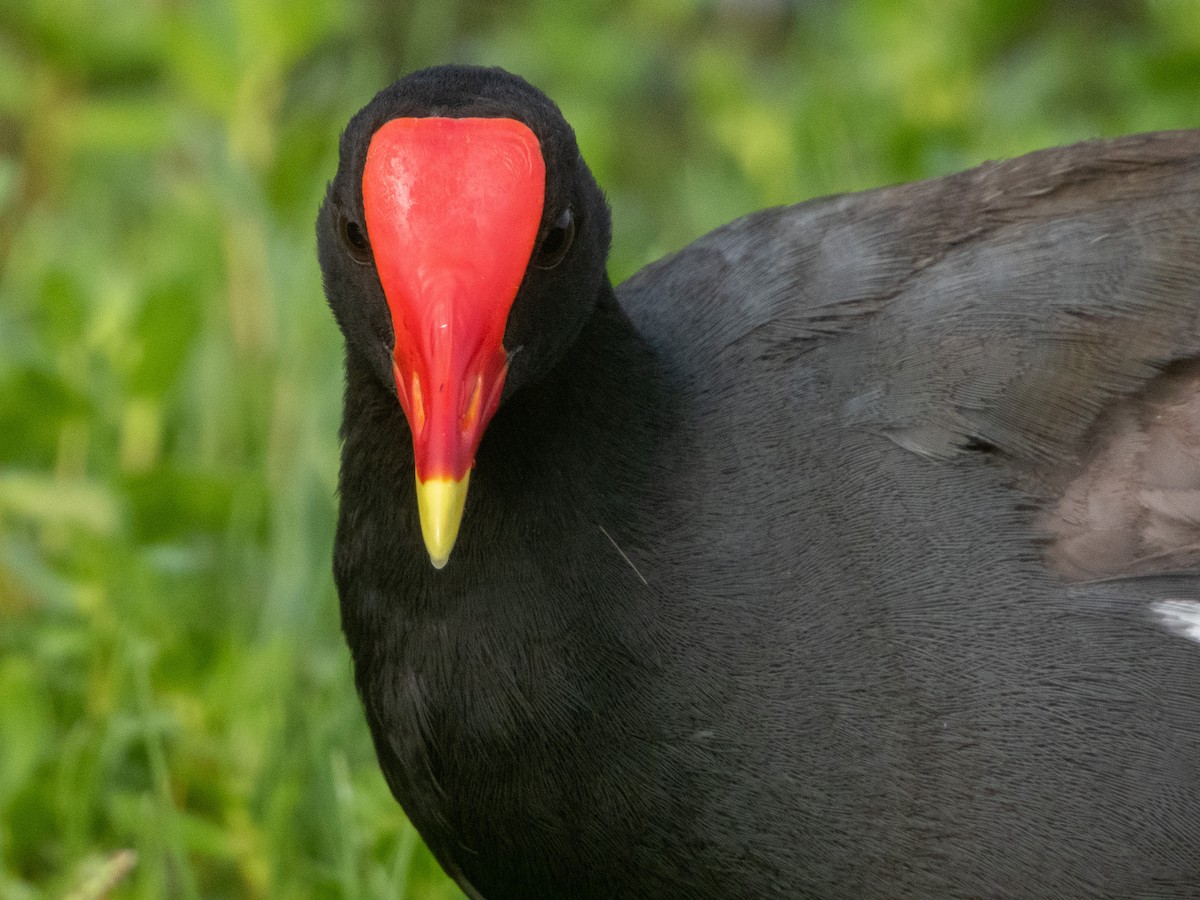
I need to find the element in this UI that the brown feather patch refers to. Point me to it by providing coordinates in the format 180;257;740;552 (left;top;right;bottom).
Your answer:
1044;360;1200;579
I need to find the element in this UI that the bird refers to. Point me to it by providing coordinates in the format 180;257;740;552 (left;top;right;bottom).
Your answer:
317;64;1200;899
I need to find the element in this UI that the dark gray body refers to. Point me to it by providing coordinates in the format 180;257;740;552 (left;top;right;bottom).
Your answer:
330;94;1200;899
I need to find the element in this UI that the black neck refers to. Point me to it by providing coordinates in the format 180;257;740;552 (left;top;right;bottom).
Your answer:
334;277;676;614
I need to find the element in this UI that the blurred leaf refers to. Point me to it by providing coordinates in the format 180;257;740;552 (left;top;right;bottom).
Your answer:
0;472;120;535
0;657;51;807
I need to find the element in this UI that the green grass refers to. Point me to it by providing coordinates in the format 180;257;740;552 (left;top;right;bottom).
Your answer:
1;0;1196;896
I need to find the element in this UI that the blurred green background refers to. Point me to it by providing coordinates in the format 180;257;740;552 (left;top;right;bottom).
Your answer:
0;0;1196;896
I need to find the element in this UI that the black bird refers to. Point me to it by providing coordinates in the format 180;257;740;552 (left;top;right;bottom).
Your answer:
317;65;1200;899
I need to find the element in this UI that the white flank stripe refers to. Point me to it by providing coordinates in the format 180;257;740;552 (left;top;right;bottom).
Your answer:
1153;600;1200;646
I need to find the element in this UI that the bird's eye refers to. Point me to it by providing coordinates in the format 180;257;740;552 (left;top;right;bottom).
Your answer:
534;208;575;269
341;214;373;265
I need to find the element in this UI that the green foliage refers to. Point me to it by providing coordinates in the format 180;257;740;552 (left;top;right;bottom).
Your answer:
0;0;1195;896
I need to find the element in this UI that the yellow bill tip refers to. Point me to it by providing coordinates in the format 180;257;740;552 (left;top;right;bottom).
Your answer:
416;473;470;569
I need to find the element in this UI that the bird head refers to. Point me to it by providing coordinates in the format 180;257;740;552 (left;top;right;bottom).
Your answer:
318;66;611;568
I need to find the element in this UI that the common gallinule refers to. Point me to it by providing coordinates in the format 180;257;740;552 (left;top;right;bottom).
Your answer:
318;65;1200;899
